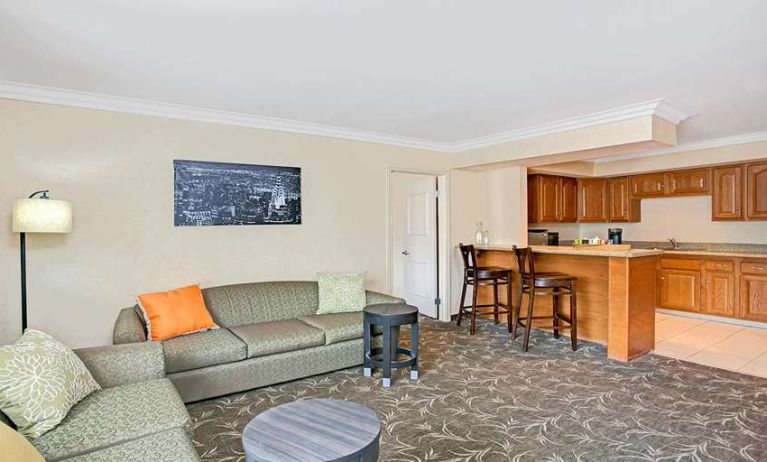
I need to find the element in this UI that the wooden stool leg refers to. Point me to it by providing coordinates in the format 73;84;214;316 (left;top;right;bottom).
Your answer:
470;281;479;335
506;273;514;333
570;282;578;351
552;288;560;339
493;278;499;324
523;287;535;352
512;280;524;340
456;280;468;326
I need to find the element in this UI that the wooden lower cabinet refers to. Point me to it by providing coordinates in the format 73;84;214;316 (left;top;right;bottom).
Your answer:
658;269;700;311
702;270;736;316
740;275;767;321
657;256;767;322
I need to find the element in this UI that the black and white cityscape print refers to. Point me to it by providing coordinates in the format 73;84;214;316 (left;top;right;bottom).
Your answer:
173;160;301;226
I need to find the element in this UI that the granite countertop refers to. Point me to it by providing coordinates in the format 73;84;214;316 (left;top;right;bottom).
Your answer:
475;244;767;259
660;250;767;259
476;245;664;258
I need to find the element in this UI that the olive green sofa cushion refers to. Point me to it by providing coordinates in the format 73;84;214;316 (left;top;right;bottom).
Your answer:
229;319;326;358
32;378;190;461
300;312;379;344
162;328;247;374
60;428;199;462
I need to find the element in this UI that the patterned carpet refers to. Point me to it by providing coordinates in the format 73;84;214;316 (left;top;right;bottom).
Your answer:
187;317;767;462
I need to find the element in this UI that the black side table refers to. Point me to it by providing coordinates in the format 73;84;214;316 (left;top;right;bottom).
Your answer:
363;303;419;388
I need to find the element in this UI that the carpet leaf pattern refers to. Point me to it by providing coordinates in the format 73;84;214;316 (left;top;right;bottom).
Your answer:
188;318;767;461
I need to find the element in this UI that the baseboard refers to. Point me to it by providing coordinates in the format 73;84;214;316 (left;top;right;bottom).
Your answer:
656;308;767;330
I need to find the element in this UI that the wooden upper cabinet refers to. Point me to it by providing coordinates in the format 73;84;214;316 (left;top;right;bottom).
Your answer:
746;162;767;220
608;177;640;222
538;175;561;222
528;174;576;224
712;165;744;220
577;178;609;222
561;177;577;223
668;168;711;195
630;173;668;198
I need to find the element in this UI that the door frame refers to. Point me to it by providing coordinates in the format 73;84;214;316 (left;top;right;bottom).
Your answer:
386;168;451;322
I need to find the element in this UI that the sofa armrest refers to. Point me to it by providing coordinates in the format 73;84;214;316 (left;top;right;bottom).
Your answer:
75;342;165;388
365;290;405;305
113;306;147;344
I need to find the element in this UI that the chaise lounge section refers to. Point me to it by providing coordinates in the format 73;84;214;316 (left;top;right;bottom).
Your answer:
114;281;403;402
0;342;199;462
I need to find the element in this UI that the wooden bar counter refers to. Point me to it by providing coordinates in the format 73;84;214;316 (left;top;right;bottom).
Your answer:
475;245;663;362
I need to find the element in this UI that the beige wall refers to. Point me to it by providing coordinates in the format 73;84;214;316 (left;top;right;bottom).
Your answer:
0;99;452;347
545;195;767;244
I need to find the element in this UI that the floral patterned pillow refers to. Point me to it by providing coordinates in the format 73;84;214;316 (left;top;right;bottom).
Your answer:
0;330;101;439
316;272;367;314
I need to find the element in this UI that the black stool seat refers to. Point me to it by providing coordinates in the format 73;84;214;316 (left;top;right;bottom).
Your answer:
363;303;419;388
523;272;577;286
470;266;514;281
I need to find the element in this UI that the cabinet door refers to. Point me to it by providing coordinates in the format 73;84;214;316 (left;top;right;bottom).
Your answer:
560;177;577;223
608;177;640;222
746;162;767;220
630;173;668;198
712;166;743;220
702;270;736;317
658;269;700;311
538;175;562;222
577;178;609;222
740;274;767;321
669;168;711;196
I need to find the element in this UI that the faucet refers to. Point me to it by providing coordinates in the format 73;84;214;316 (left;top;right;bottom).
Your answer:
668;238;680;250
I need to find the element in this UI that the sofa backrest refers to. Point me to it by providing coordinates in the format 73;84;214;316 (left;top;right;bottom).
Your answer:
201;281;320;327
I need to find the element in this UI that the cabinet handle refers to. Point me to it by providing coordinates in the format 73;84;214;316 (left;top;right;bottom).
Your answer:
752;266;767;271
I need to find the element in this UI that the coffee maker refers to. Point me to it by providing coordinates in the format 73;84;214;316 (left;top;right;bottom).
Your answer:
608;228;623;244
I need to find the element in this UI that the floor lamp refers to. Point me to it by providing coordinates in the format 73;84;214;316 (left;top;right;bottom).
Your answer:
12;190;73;333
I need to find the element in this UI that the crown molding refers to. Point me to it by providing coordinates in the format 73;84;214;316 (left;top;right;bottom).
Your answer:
0;81;696;154
0;80;452;152
447;98;695;153
591;130;767;163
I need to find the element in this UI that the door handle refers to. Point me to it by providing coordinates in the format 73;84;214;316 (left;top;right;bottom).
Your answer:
401;250;410;256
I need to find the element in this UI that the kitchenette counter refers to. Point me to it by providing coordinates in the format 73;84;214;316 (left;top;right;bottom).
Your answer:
474;246;659;362
477;244;664;258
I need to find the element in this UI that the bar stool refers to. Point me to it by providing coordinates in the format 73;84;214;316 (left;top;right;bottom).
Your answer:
511;246;578;352
456;243;514;335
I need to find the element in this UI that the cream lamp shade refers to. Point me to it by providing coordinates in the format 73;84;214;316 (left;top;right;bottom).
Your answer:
12;198;73;233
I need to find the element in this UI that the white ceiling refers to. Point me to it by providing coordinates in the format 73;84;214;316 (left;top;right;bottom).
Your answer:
1;0;765;150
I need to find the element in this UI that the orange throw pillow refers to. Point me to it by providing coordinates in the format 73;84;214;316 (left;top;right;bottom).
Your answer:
137;284;217;341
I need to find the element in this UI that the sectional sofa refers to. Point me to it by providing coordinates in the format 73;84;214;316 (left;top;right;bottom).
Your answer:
1;280;403;461
114;280;403;402
1;342;199;462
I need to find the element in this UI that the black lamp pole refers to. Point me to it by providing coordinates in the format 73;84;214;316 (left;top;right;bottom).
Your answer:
19;190;50;333
20;231;27;331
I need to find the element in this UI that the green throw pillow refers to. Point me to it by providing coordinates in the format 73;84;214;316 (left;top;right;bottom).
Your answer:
0;330;101;439
317;272;367;314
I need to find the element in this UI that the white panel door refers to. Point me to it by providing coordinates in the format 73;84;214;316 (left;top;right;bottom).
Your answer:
391;172;438;318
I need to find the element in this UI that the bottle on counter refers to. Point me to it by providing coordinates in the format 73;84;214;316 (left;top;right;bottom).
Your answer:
482;228;490;246
475;222;485;246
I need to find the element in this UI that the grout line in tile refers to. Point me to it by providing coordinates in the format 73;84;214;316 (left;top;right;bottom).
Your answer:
740;350;767;371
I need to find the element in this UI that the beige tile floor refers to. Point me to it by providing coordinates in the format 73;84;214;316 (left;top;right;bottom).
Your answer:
654;311;767;378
